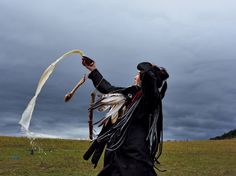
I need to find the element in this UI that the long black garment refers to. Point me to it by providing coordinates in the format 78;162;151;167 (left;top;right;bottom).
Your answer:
87;69;163;176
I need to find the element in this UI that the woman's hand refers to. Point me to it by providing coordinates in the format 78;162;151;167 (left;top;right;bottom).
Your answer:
85;62;96;72
82;56;96;72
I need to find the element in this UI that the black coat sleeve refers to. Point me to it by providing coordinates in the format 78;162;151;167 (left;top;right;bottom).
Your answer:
88;69;124;94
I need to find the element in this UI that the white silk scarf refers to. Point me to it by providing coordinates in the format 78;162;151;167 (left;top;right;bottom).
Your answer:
19;50;84;137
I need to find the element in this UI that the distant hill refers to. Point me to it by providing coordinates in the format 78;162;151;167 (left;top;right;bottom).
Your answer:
210;129;236;140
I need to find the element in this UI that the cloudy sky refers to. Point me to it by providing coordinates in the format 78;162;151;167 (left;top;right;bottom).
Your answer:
0;0;235;140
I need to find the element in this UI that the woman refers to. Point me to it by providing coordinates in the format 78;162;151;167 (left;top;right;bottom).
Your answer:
83;58;169;176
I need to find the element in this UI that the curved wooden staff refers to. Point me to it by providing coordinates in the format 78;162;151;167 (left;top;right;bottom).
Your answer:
64;75;87;102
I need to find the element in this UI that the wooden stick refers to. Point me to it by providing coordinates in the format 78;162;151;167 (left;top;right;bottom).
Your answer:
64;75;86;102
88;91;96;140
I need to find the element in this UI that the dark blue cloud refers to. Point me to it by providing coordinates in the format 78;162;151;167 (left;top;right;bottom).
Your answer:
0;0;236;140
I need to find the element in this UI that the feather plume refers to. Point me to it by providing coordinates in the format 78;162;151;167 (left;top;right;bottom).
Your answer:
91;93;125;109
92;93;126;126
97;105;110;112
105;103;124;118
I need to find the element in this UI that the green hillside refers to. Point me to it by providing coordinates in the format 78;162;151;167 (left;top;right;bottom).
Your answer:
210;129;236;140
0;136;235;176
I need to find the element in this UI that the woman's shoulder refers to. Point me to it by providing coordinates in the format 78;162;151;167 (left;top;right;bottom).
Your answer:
121;85;140;94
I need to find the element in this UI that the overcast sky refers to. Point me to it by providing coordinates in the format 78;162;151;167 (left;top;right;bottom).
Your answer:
0;0;235;140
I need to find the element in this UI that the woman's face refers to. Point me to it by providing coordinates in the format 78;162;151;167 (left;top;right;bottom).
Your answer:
134;72;141;86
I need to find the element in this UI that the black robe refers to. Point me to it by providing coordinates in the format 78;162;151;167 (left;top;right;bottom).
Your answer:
86;69;165;176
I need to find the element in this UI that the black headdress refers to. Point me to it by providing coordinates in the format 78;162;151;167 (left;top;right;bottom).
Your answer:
137;62;169;98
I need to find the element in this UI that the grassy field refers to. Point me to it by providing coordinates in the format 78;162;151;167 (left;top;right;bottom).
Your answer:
0;136;235;176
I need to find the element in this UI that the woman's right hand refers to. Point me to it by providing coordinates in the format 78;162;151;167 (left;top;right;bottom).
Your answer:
85;62;96;72
82;56;96;72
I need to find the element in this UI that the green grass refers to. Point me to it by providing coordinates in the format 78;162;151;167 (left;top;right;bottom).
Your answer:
0;136;235;176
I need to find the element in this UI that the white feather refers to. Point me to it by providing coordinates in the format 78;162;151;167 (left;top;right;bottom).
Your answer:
105;103;124;118
93;93;127;126
98;105;110;112
101;95;125;104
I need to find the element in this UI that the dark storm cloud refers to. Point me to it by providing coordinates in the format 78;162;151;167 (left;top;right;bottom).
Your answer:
164;59;236;140
1;0;236;140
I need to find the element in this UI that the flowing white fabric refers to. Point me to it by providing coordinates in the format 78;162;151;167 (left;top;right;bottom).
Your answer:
19;50;84;135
